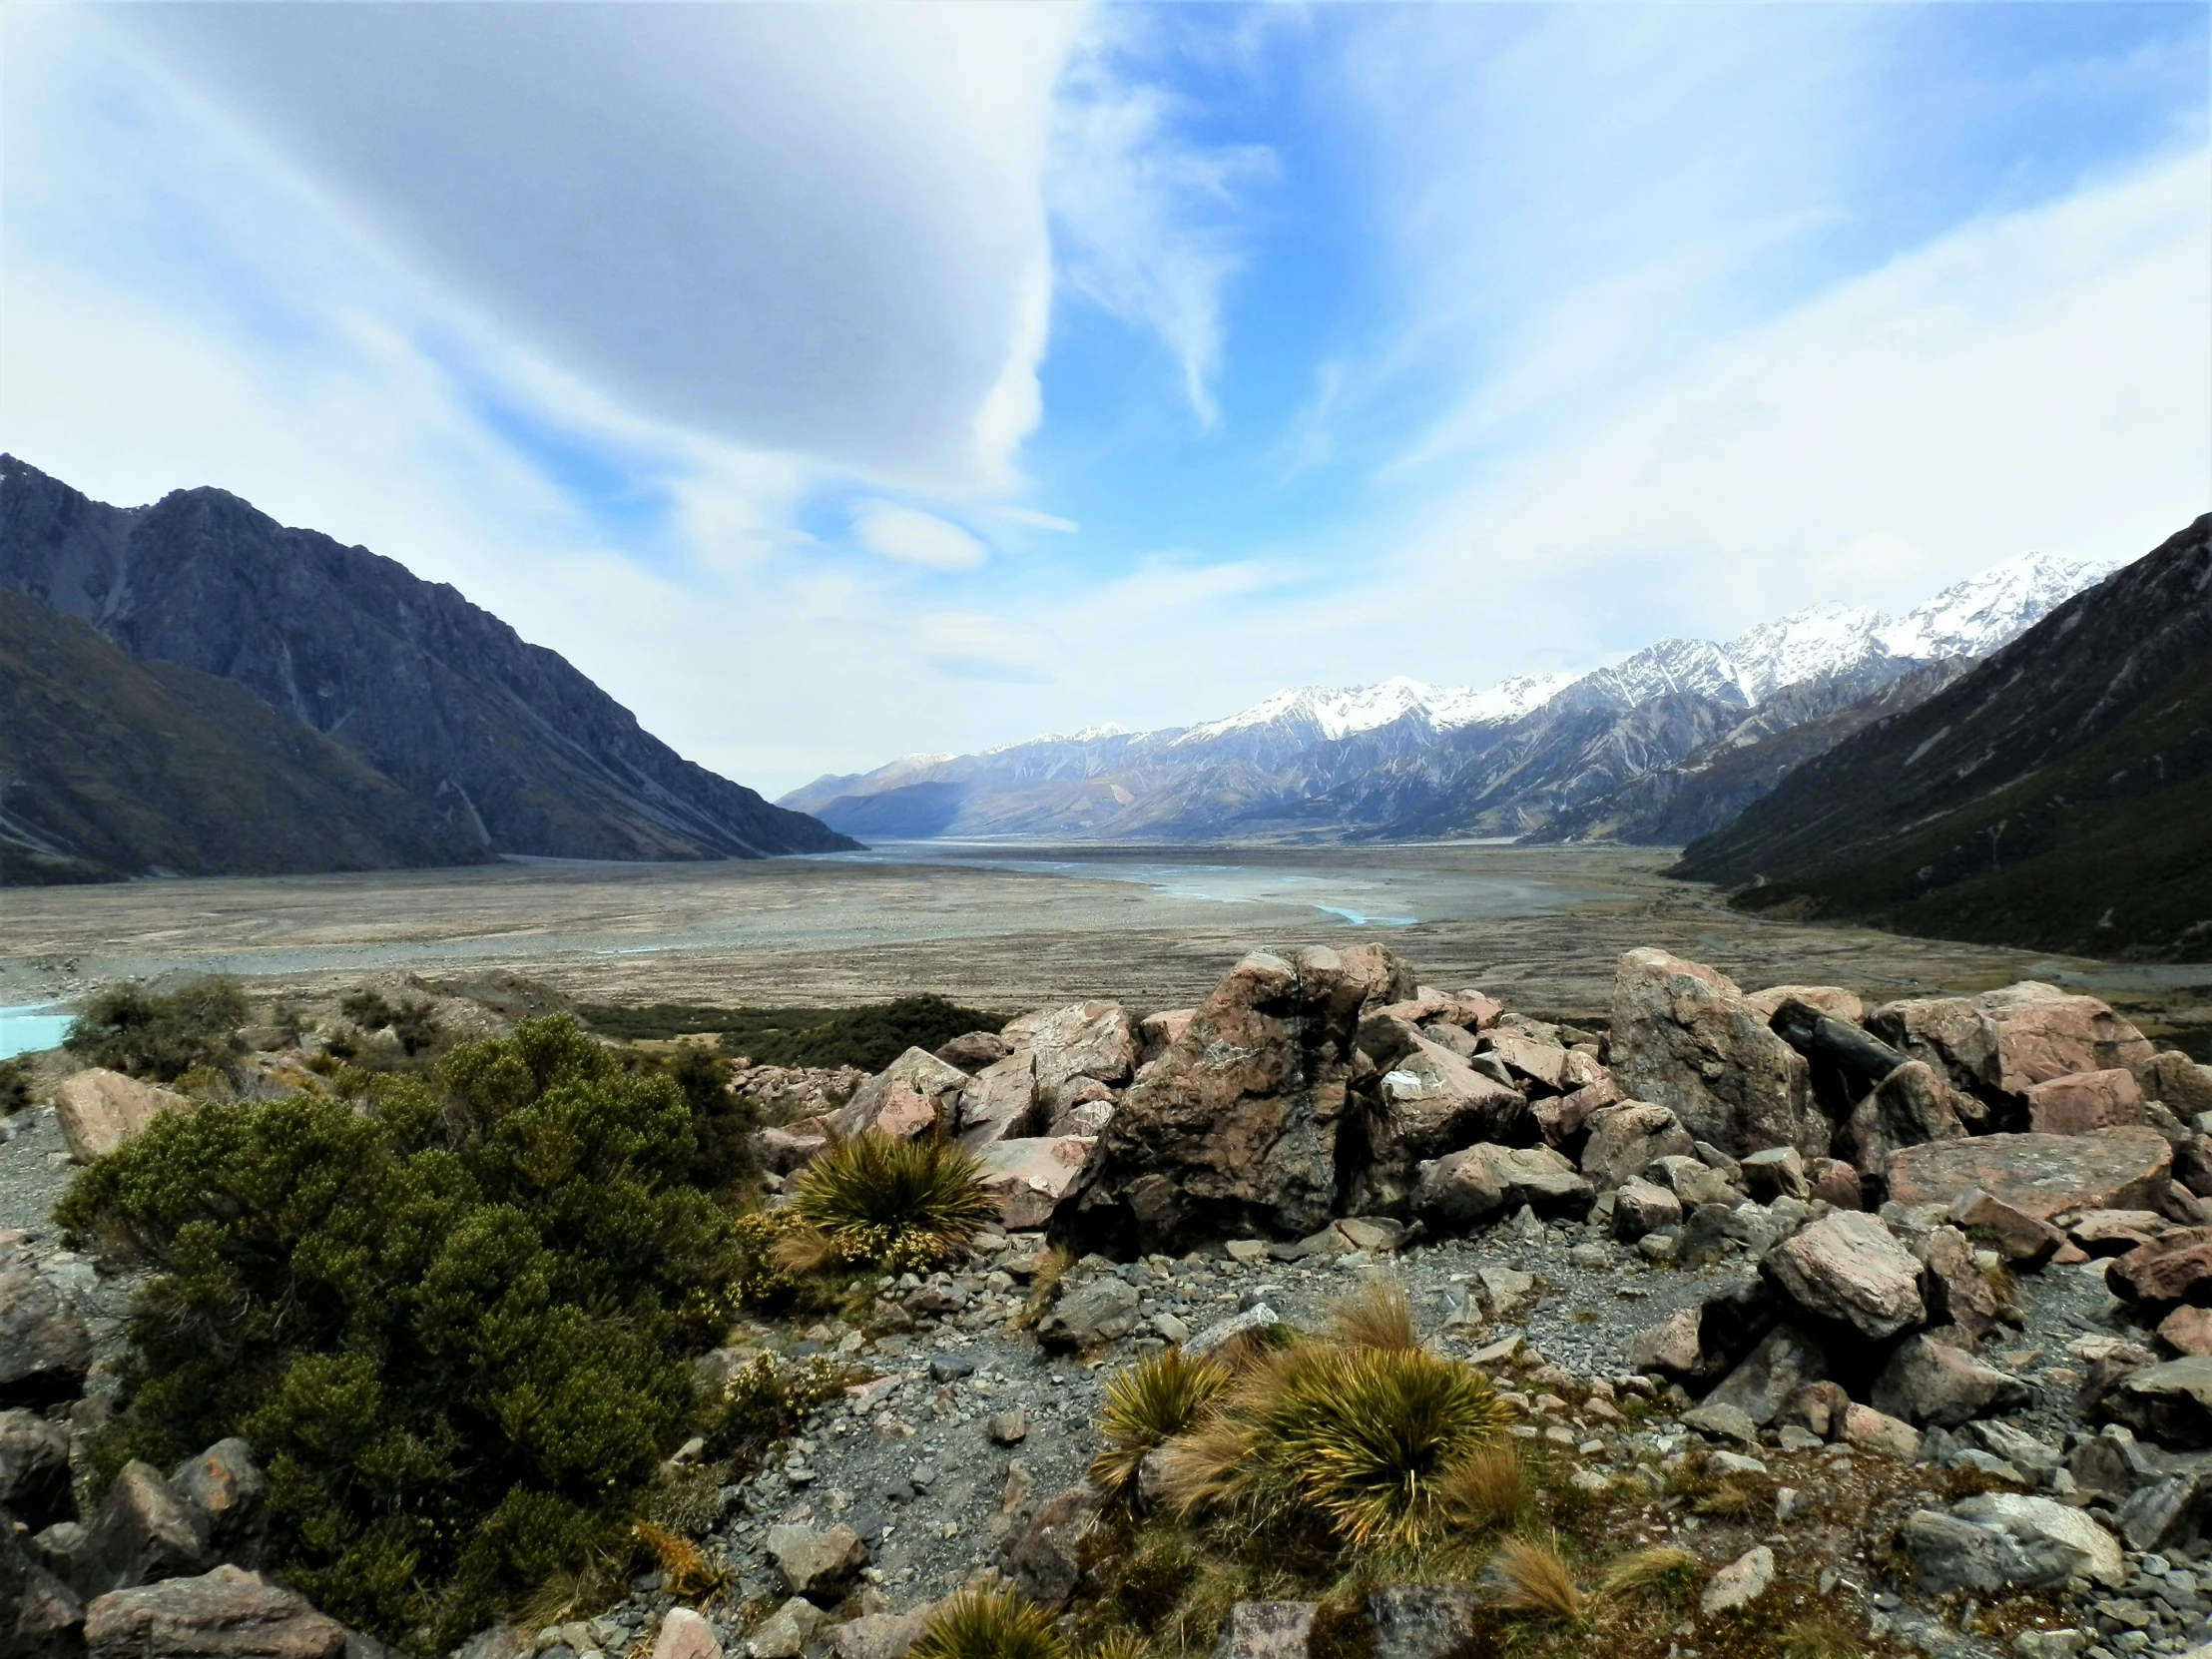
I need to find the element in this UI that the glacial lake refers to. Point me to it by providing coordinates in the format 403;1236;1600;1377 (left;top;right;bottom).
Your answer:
0;1003;73;1061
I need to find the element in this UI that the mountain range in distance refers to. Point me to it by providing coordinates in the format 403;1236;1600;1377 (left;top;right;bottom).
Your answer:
0;456;854;883
782;546;2127;847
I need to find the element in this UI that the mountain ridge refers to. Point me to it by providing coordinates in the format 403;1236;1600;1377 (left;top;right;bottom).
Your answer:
0;456;857;875
783;547;2121;844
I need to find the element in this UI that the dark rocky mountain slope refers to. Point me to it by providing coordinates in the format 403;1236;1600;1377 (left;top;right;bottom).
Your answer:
1674;513;2212;958
0;456;855;865
1529;658;1974;846
0;592;488;883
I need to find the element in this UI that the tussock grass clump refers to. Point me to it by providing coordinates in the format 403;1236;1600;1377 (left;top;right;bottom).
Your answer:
911;1586;1067;1659
631;1520;725;1598
1159;1334;1511;1551
1598;1545;1702;1604
1326;1278;1421;1353
777;1132;993;1273
1092;1349;1234;1496
1776;1612;1864;1659
1484;1533;1584;1621
1435;1444;1529;1532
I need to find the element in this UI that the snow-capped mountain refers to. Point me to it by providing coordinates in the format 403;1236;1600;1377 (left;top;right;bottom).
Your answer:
780;543;2130;843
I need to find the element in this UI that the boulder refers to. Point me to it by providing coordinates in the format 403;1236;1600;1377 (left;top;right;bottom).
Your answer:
2161;1307;2212;1358
1922;1225;2005;1343
1211;1601;1316;1659
1839;1403;1921;1459
1035;1276;1141;1355
1138;1009;1196;1062
1888;1129;2174;1221
1626;1309;1703;1378
829;1049;970;1142
1056;946;1408;1254
2139;1052;2212;1117
1739;1147;1809;1202
1482;1033;1571;1094
1873;1336;2028;1426
974;1137;1094;1230
1700;1546;1774;1616
2027;1069;2149;1135
1682;1400;1758;1445
1029;1003;1139;1116
75;1459;211;1597
1902;1496;2124;1595
2108;1227;2212;1315
743;1600;816;1659
1778;1380;1850;1438
956;1052;1039;1150
1367;1585;1480;1659
1765;1212;1926;1340
1845;1061;1972;1176
934;1031;1009;1075
1611;1179;1681;1242
1531;1076;1620;1148
82;1564;346;1659
2069;1210;2173;1256
1607;949;1825;1159
830;1610;933;1659
0;1406;74;1529
54;1068;193;1162
0;1252;94;1407
1949;1189;2066;1267
1352;1039;1528;1212
1980;992;2156;1097
656;1607;725;1659
1702;1325;1827;1426
764;1523;867;1602
2101;1357;2212;1449
1002;1487;1098;1613
172;1439;268;1566
752;1123;829;1175
1869;997;2003;1101
1747;986;1866;1026
1806;1158;1864;1210
1;1520;82;1659
1578;1102;1694;1191
1646;1154;1742;1211
1413;1143;1590;1229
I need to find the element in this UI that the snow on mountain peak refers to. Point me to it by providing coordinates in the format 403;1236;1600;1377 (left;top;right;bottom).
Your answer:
1725;601;1890;703
1877;548;2125;661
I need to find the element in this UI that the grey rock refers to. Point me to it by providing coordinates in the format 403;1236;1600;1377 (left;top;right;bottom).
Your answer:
1367;1586;1479;1659
1002;1487;1098;1613
0;1254;93;1407
1210;1601;1317;1659
1682;1401;1760;1445
830;1610;933;1659
1765;1210;1926;1339
1903;1495;2125;1595
84;1564;348;1659
2104;1358;2212;1449
1184;1304;1281;1360
1700;1545;1774;1615
1;1521;84;1659
1611;1179;1681;1242
1702;1325;1828;1427
76;1460;212;1598
1740;1147;1810;1201
1578;1102;1695;1191
763;1524;866;1602
1036;1277;1142;1355
172;1438;269;1567
1873;1336;2029;1427
0;1406;73;1529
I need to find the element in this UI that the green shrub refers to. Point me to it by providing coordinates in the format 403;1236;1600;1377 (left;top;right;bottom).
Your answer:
64;977;248;1081
56;1015;743;1649
578;995;1001;1072
338;990;444;1061
780;1132;993;1273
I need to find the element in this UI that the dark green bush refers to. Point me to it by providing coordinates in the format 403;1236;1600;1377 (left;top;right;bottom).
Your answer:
0;1056;32;1115
578;995;1001;1072
57;1015;743;1649
339;990;443;1059
64;977;248;1081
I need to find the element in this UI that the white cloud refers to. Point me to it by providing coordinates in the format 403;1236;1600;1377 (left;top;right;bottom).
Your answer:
1049;22;1274;425
104;2;1086;491
851;503;988;573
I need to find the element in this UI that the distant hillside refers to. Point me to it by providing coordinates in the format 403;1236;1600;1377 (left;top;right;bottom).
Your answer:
0;592;487;883
1674;514;2212;959
786;550;2114;845
0;456;856;867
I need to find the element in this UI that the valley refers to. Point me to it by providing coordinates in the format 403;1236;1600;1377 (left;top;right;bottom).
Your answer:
2;843;2201;1043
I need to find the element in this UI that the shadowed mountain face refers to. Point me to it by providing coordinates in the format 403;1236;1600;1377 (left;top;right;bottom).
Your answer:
0;456;856;869
0;593;489;883
1674;514;2212;959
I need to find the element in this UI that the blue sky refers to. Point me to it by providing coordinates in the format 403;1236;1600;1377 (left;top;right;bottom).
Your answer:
4;2;2207;795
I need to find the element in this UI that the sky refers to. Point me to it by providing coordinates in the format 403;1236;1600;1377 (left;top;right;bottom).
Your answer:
3;2;2208;799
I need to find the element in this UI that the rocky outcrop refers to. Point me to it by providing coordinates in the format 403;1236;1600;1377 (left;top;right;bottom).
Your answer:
1886;1129;2174;1220
1054;946;1411;1255
1607;948;1825;1159
0;1245;93;1407
83;1564;348;1659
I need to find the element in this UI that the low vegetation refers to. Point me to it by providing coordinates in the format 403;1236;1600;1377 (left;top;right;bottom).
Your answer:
577;994;1002;1071
0;1055;32;1115
56;1014;750;1649
63;976;248;1082
777;1131;995;1273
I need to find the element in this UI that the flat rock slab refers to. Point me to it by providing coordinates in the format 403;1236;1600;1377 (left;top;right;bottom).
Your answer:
1888;1130;2173;1221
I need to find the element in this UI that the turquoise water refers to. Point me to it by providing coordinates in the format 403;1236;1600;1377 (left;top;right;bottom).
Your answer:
0;1004;73;1061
